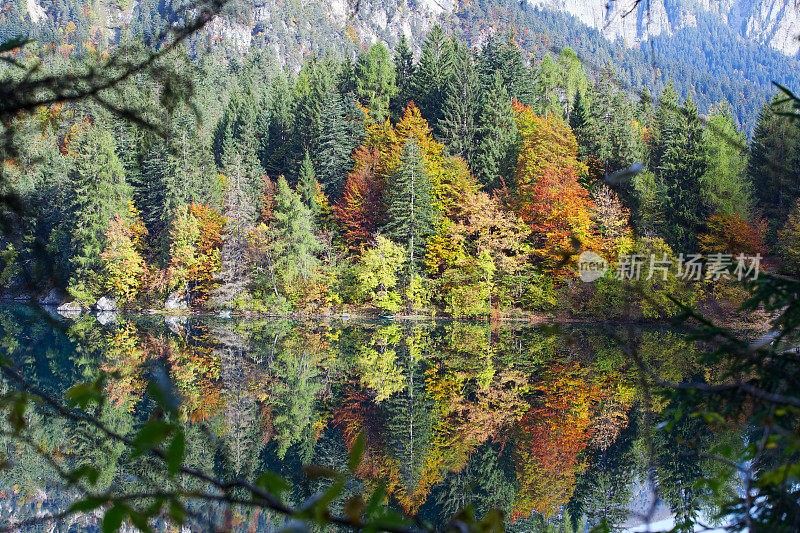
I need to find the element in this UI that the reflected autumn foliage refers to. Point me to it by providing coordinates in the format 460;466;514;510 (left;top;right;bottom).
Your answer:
2;310;709;528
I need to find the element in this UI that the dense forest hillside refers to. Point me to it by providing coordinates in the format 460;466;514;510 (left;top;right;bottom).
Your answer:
1;16;797;321
1;0;798;131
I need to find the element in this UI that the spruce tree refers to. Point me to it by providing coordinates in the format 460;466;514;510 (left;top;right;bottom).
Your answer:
298;150;321;215
67;124;129;298
355;42;397;123
748;96;800;238
273;177;321;284
411;25;454;130
382;140;437;275
439;41;480;165
473;72;516;189
391;33;415;117
649;87;709;251
316;90;351;198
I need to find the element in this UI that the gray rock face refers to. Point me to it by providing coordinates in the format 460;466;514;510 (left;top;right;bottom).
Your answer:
523;0;800;55
39;288;67;307
96;296;118;312
165;291;187;310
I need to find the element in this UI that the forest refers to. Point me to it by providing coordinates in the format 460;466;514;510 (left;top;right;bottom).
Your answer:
2;23;798;319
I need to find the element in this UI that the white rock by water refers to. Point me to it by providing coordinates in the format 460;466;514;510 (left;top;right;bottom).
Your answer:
96;297;118;312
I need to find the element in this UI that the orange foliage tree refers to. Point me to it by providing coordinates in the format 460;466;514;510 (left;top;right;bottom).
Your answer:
510;362;598;521
698;212;767;256
188;203;226;305
506;103;593;269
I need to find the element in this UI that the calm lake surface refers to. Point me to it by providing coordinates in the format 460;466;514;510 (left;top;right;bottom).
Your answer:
0;306;736;531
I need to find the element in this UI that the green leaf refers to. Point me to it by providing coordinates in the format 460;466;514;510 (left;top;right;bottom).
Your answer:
255;471;289;496
348;431;365;472
364;484;386;518
8;398;26;432
69;496;106;513
132;421;172;456
102;504;127;533
65;381;102;409
168;501;186;524
69;465;100;486
301;464;339;480
127;510;151;532
343;494;364;525
166;429;185;476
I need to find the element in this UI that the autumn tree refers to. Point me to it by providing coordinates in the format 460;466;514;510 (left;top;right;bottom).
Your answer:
358;236;406;312
101;201;148;304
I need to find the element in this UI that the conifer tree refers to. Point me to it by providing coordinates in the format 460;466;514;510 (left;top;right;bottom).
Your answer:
648;87;709;251
391;33;415;117
355;42;397;123
500;36;534;106
440;41;480;165
261;74;296;179
273;177;321;284
411;25;454;131
316;90;351;198
473;72;516;189
701;108;752;219
747;96;800;237
298;150;321;215
382;140;437;275
67;124;130;300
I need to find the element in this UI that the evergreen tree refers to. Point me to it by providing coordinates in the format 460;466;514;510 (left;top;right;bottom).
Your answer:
316;90;351;198
439;41;480;165
382;140;437;275
473;72;516;189
67;124;130;300
532;55;561;117
411;25;454;132
701;107;752;219
391;33;415;118
499;36;534;106
648;87;709;251
273;177;321;284
260;74;296;179
298;150;321;215
747;96;800;238
355;42;397;123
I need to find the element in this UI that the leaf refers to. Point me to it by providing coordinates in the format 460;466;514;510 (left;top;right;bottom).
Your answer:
168;501;186;524
0;37;31;54
301;464;339;480
102;504;127;533
132;421;172;456
364;484;386;518
256;471;289;496
348;431;365;472
166;429;185;476
65;381;103;409
343;494;364;525
7;399;26;432
69;496;106;513
69;465;100;486
127;510;151;532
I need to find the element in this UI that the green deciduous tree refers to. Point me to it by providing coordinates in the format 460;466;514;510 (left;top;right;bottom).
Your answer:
358;235;406;312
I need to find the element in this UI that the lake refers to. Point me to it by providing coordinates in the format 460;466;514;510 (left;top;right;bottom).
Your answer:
0;306;737;531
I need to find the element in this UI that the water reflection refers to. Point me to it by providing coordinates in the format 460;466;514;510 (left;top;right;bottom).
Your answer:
0;306;738;530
